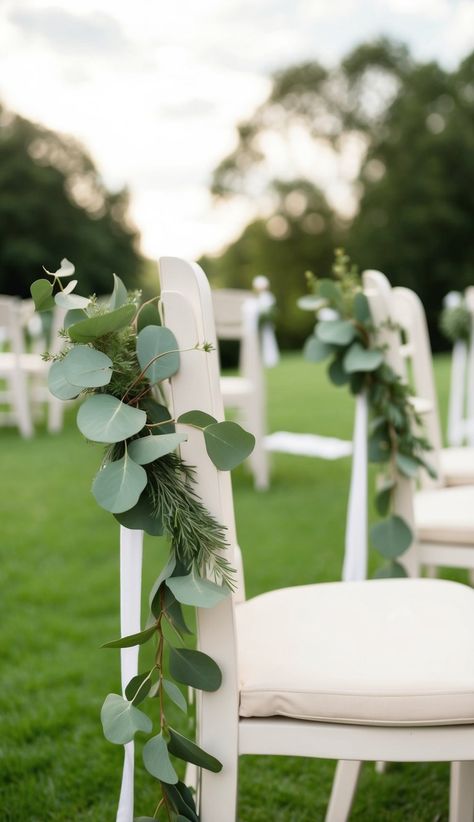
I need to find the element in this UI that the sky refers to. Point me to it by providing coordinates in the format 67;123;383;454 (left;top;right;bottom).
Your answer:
0;0;473;261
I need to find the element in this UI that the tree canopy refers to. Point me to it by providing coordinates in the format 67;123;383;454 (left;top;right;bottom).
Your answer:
0;103;143;298
206;39;474;348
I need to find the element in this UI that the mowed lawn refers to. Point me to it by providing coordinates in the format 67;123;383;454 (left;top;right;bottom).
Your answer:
0;352;458;821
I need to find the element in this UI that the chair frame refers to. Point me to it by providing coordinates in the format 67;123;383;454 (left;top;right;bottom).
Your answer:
157;257;474;821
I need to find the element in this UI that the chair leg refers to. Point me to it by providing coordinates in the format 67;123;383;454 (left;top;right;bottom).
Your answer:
199;759;238;822
425;564;438;579
450;762;474;822
11;372;33;438
469;570;474;587
48;396;63;433
325;760;363;822
375;761;387;774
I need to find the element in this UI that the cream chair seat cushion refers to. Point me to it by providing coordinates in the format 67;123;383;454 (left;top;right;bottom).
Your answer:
415;485;474;544
441;447;474;486
236;579;474;726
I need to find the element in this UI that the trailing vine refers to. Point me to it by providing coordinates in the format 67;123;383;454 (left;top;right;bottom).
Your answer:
31;259;255;821
300;249;435;577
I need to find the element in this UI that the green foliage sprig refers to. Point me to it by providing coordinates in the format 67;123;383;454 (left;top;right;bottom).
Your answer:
31;260;255;821
300;249;434;577
439;294;470;344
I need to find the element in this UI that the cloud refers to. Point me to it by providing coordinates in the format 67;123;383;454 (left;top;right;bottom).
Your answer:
9;7;129;55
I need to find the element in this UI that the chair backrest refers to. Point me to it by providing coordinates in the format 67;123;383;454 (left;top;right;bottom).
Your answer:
391;286;443;487
363;270;419;577
0;296;26;358
212;287;264;395
159;258;239;801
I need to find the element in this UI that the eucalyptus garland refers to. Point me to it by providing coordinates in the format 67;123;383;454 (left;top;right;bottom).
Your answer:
31;259;255;821
300;249;435;577
439;293;470;344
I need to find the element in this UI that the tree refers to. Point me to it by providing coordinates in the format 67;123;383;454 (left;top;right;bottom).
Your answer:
208;40;474;348
201;180;341;348
0;103;143;298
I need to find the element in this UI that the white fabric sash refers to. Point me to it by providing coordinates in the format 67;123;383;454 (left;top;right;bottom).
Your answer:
116;526;144;822
343;392;368;581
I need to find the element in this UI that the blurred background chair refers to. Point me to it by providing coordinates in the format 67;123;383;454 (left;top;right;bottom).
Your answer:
212;283;271;490
0;296;65;436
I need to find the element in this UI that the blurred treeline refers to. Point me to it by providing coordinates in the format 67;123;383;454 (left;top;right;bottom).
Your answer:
201;39;474;350
0;104;144;298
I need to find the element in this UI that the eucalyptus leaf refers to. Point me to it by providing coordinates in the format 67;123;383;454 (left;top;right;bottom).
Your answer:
47;360;81;400
142;733;178;784
77;394;146;443
128;432;187;464
64;308;87;329
68;303;136;343
92;453;147;513
101;693;152;745
63;345;113;388
374;561;408;579
169;647;222;692
353;291;371;323
166;573;229;608
46;257;75;278
168;727;222;773
327;357;350;386
162;588;192;636
204;421;255;470
110;273;128;310
55;291;90;310
162;783;198;822
149;556;176;616
136;325;179;383
140;398;175;434
162;679;187;713
303;336;333;363
318;278;342;307
316;319;356;346
62;279;78;295
137;302;161;332
102;623;156;648
297;295;325;312
396;453;420;478
125;672;153;705
370;515;413;559
178;410;217;428
368;428;391;463
343;343;384;373
375;478;396;516
30;279;54;312
114;490;164;536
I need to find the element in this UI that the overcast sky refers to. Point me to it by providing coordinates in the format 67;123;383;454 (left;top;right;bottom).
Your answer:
1;0;473;261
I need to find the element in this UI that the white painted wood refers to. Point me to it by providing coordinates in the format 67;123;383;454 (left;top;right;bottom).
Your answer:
450;762;474;822
212;288;270;490
326;761;362;822
448;341;468;447
116;527;144;822
343;392;368;581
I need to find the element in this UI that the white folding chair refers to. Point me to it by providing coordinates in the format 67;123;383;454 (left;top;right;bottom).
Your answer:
0;297;65;436
212;287;269;490
155;256;474;822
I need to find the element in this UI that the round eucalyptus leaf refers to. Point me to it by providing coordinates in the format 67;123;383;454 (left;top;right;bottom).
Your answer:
55;291;90;310
137;302;161;332
62;279;78;295
169;647;222;692
374;561;408;579
68;303;136;343
166;573;229;608
77;394;146;443
316;319;356;346
375;478;396;516
64;308;87;329
327;357;350;386
114;490;164;536
109;273;128;310
140;398;175;434
142;733;178;784
343;343;384;374
303;335;333;363
318;278;342;307
396;453;419;478
136;325;179;383
177;410;217;428
30;279;55;312
128;432;187;464
48;360;81;400
49;258;75;278
63;345;113;388
353;291;371;323
92;454;147;513
168;727;222;773
370;514;413;559
203;421;255;470
101;693;152;745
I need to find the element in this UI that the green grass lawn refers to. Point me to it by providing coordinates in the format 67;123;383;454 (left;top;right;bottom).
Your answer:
0;353;457;821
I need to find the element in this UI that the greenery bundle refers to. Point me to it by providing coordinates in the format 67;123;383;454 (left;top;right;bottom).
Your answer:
300;250;434;577
31;260;255;821
439;295;471;344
